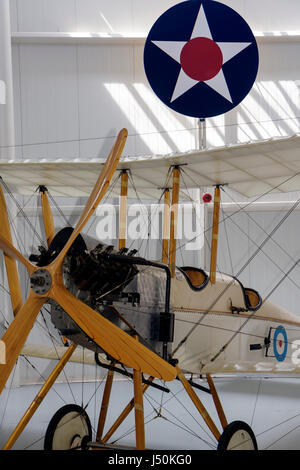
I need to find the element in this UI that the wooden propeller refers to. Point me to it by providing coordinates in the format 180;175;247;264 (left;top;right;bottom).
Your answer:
0;129;177;394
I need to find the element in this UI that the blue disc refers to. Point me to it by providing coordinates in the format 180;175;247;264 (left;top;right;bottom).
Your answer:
273;326;288;362
144;0;259;118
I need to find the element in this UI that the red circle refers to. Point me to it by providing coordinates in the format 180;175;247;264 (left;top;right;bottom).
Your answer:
180;37;223;81
202;193;212;203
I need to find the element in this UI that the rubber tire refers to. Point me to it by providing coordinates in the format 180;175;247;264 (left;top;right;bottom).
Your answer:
44;404;92;450
217;420;258;450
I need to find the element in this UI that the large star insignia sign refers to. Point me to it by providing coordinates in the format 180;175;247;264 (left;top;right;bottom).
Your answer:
143;0;259;119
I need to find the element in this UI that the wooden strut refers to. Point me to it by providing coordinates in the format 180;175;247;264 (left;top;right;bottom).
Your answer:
96;363;116;442
39;186;70;346
206;374;228;430
101;379;154;444
169;167;181;278
162;188;170;264
96;344;151;449
209;185;221;285
2;343;77;450
119;170;128;250
133;336;145;450
39;186;55;248
0;183;23;317
176;366;221;441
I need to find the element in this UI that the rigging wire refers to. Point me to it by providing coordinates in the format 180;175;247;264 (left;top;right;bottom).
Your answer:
0;115;298;152
220;199;235;276
210;251;300;364
46;190;71;227
222;185;300;283
106;371;216;449
220;198;300;295
3;150;300;449
0;179;45;247
172;194;300;358
176;167;300;253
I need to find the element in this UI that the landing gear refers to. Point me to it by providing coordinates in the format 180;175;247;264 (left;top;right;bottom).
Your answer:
217;421;258;450
44;404;92;450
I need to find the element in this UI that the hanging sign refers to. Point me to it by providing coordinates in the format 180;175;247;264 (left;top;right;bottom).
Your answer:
144;0;259;118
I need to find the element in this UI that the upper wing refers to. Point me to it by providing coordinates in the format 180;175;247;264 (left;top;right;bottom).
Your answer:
1;134;300;198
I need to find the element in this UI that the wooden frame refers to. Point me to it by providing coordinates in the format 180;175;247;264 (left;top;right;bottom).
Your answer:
0;184;23;317
119;170;129;250
210;186;221;284
169;166;180;278
162;188;170;263
0;144;231;450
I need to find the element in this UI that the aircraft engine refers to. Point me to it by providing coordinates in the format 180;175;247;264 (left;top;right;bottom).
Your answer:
29;228;174;361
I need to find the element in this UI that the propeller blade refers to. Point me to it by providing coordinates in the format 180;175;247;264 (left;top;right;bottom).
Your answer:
0;233;35;275
51;284;177;381
0;293;46;394
52;128;128;266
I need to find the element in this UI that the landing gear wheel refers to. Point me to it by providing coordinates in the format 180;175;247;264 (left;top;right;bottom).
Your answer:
44;404;92;450
217;421;258;450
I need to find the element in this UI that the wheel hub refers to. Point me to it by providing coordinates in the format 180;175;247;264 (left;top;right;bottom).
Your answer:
30;269;52;295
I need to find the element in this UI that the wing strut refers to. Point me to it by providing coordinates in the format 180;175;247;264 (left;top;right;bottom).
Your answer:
210;185;221;284
0;183;23;316
119;169;129;250
162;188;170;263
169;166;181;278
39;186;55;247
0;129;177;388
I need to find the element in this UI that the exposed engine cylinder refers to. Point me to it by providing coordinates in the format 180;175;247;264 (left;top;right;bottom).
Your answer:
30;227;173;360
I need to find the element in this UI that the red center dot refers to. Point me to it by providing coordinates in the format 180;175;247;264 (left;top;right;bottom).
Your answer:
180;37;223;82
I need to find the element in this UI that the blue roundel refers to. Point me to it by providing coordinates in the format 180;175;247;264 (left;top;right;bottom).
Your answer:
144;0;259;118
273;326;288;362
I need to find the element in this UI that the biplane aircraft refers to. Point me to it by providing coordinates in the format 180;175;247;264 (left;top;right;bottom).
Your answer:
1;128;300;451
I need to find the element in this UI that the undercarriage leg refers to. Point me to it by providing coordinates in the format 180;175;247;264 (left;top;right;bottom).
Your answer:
176;366;221;441
206;374;228;430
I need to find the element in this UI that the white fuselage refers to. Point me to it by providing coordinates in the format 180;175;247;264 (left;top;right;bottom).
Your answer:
171;270;300;375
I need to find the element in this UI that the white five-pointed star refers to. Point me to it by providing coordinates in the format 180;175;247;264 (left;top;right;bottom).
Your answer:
151;4;252;103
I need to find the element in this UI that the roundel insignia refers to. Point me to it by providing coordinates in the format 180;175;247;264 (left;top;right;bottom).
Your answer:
273;326;288;362
143;0;259;118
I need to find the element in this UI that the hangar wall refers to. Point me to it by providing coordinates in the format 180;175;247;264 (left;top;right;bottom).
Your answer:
1;0;299;162
1;0;300;386
1;0;300;451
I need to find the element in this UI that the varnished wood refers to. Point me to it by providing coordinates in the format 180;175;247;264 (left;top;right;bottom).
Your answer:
0;293;46;395
50;283;176;381
0;233;35;275
206;374;228;430
119;170;128;250
210;186;221;284
2;343;77;450
102;379;153;444
133;337;145;450
162;188;170;263
0;341;5;364
169;167;180;278
0;185;23;316
174;305;300;328
96;366;115;441
176;366;221;441
40;187;55;247
0;128;176;400
52;128;128;267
